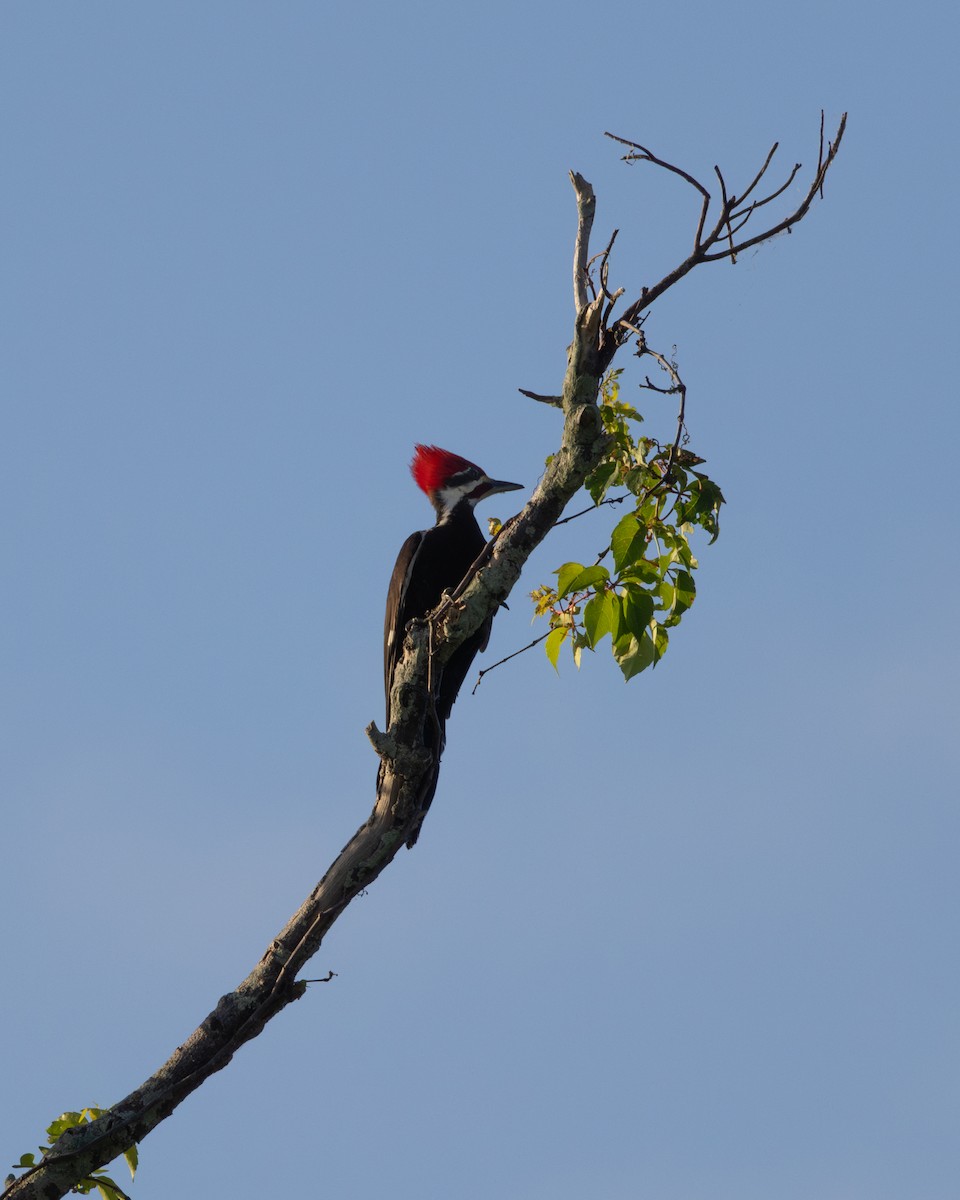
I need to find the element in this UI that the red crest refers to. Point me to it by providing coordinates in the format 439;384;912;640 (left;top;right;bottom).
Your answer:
410;444;479;495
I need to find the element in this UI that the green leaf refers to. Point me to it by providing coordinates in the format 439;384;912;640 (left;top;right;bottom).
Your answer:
620;588;655;640
677;476;724;543
673;537;696;569
47;1113;83;1141
651;622;669;665
583;590;621;647
624;464;660;496
91;1176;129;1200
673;569;696;615
545;627;566;671
559;563;610;597
611;513;645;572
601;369;623;404
613;400;643;422
621;559;661;586
123;1144;138;1180
675;479;701;524
612;631;657;680
585;460;617;505
554;562;585;597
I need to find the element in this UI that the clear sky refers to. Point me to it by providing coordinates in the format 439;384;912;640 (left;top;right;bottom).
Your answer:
2;4;958;1199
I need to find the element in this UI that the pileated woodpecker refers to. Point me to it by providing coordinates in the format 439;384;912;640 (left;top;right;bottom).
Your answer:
382;444;522;844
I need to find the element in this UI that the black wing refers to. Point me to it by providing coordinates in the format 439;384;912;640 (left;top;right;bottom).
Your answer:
383;529;424;720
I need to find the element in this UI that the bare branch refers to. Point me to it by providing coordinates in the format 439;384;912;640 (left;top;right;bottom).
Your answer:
586;227;618;281
725;208;758;239
606;113;847;347
730;161;802;221
818;110;825;190
471;632;551;693
554;492;628;528
605;130;714;252
519;388;562;408
714;165;737;262
605;131;711;200
701;114;845;260
734;141;779;209
569;171;596;312
693;190;711;252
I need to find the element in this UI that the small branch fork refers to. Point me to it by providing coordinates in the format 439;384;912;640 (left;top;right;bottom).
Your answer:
597;112;847;362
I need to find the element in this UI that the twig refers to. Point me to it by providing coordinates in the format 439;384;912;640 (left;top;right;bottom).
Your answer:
702;113;846;261
605;131;712;251
714;165;737;262
607;113;847;343
554;493;627;527
730;161;801;220
734;141;778;210
817;109;826;198
472;633;551;693
620;321;688;487
594;228;620;299
605;131;710;200
519;388;562;408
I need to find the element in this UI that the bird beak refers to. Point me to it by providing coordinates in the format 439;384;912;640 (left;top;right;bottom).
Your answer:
478;477;523;498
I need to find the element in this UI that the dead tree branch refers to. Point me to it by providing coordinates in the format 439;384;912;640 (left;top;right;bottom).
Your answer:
570;171;597;312
599;112;847;364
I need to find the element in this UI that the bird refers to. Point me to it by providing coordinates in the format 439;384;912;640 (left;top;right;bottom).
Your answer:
382;444;523;844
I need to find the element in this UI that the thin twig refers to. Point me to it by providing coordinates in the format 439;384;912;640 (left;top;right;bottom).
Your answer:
734;142;779;209
730;162;801;219
605;132;710;200
471;633;551;693
606;130;714;254
621;321;688;487
586;227;618;279
610;113;847;320
817;109;826;198
554;493;628;527
519;388;562;408
714;165;737;262
640;374;677;395
724;209;756;239
597;228;620;300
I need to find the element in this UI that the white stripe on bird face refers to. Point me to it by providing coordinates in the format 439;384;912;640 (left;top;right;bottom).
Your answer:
435;476;488;517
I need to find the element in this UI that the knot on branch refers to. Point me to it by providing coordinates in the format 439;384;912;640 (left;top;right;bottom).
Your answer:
365;721;434;779
365;721;395;762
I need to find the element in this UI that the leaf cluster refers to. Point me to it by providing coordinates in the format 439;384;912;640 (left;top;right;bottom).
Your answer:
531;368;724;680
12;1110;138;1200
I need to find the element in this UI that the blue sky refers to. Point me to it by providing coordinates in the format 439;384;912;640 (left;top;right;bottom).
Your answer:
2;3;958;1199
